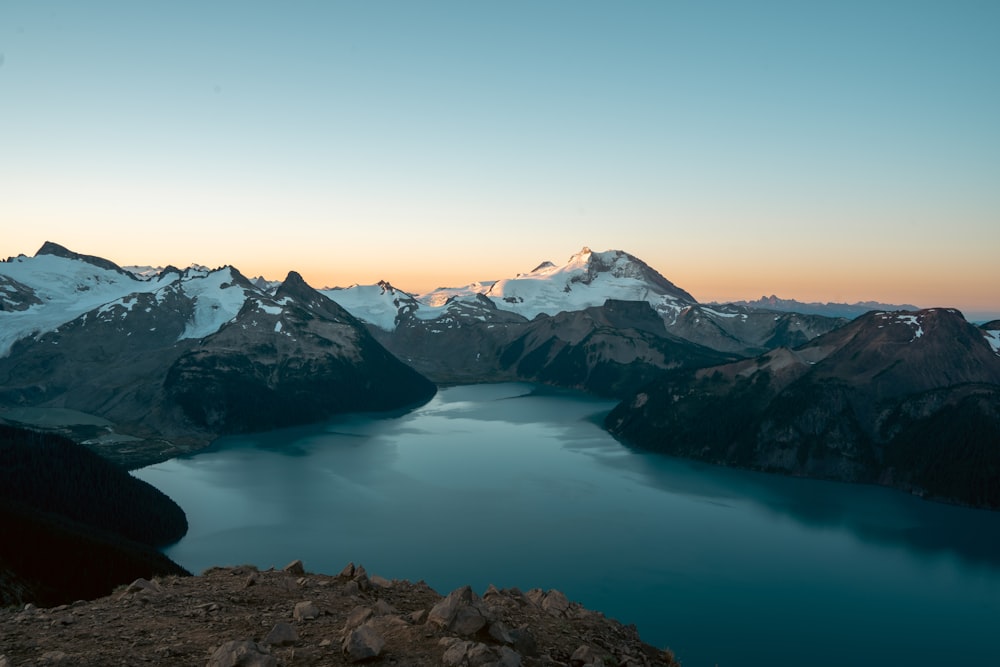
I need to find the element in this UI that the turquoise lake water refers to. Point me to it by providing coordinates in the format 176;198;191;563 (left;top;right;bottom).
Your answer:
135;383;1000;667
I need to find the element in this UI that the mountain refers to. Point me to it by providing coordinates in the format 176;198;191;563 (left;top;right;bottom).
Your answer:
606;308;1000;508
0;424;189;607
725;294;922;319
164;272;435;434
336;248;846;385
0;244;436;467
493;300;739;397
478;247;697;320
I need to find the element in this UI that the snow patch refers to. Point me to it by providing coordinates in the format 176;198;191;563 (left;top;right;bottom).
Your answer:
895;314;924;340
984;330;1000;354
177;268;254;340
257;302;282;316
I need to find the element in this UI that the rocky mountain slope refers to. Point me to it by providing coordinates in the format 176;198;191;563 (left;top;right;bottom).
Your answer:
1;242;845;468
0;562;680;667
606;308;1000;508
0;244;435;467
346;248;844;390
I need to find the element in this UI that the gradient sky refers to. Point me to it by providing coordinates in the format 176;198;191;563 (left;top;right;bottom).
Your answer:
2;1;998;318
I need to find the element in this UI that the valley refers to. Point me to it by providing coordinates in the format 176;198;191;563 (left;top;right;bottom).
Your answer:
2;241;999;666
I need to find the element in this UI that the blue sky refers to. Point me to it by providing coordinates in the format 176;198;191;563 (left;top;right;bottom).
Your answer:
2;1;998;317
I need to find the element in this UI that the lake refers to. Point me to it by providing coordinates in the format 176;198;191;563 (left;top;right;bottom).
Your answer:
135;383;1000;667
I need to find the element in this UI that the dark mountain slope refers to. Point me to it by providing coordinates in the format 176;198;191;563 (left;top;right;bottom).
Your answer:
607;309;1000;508
0;424;188;546
0;424;189;607
497;300;739;397
165;272;436;434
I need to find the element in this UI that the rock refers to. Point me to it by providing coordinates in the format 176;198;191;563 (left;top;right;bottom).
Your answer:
429;585;488;635
293;601;320;621
282;560;305;576
524;588;546;607
497;646;523;667
38;652;69;665
489;620;514;644
119;577;162;599
262;622;298;646
205;640;276;667
341;623;385;662
243;572;258;588
541;590;570;617
571;645;602;666
441;639;474;667
510;627;538;658
370;574;393;588
408;608;428;624
467;642;496;666
373;599;397;616
343;605;374;631
442;639;502;667
338;562;356;578
452;605;488;636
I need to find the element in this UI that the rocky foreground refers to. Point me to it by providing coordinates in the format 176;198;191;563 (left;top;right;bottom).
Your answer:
0;562;679;667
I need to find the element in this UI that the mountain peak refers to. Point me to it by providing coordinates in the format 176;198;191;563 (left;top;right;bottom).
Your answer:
35;241;132;277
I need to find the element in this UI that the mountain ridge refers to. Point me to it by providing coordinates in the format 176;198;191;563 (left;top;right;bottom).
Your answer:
606;307;1000;508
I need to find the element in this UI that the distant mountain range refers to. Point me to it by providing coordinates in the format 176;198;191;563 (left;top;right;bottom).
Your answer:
722;295;922;319
2;241;998;508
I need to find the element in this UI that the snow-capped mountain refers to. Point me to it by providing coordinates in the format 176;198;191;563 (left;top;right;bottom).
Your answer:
0;243;435;466
0;242;174;356
326;247;697;332
476;247;697;320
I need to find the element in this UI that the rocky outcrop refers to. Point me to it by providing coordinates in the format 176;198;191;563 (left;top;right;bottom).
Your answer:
0;563;680;667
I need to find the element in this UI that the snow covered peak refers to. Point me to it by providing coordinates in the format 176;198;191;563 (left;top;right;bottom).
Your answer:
321;281;420;331
0;250;174;356
482;248;697;320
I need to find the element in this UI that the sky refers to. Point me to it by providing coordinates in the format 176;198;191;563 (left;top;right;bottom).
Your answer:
2;1;998;319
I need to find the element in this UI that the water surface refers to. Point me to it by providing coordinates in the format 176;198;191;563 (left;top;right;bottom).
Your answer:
136;383;1000;667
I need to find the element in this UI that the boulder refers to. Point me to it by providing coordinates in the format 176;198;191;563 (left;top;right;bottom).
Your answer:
428;585;488;635
341;623;385;662
570;645;602;667
293;601;320;621
373;599;397;616
262;622;298;647
282;560;305;576
497;646;523;667
541;590;570;617
343;605;374;631
206;640;276;667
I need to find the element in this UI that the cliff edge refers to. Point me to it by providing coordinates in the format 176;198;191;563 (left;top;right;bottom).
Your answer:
0;562;679;667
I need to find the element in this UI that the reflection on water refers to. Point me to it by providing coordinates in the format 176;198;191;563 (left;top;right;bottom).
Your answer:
136;383;1000;667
